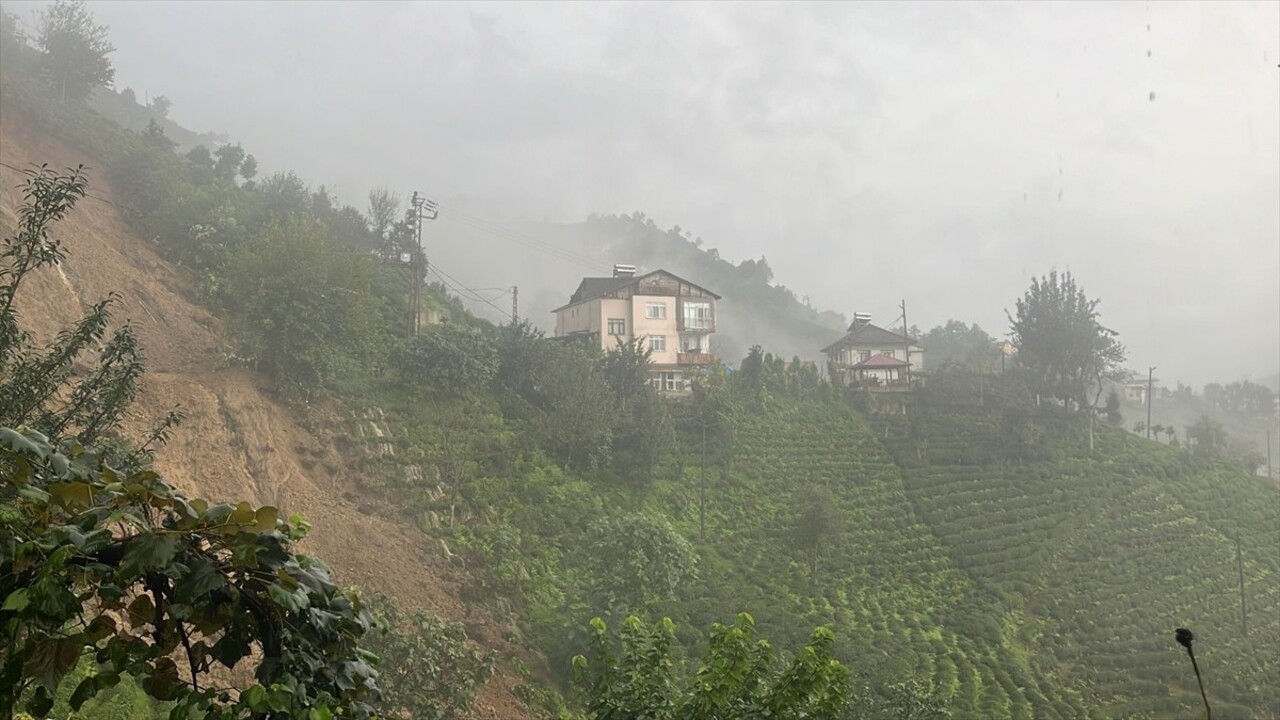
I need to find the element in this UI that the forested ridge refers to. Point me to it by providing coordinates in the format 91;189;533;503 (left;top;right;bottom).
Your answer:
3;6;1278;718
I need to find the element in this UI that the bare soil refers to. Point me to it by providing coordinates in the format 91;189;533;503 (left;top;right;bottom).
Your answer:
0;107;537;719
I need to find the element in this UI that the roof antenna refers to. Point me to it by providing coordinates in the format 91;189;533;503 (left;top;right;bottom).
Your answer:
1175;628;1211;720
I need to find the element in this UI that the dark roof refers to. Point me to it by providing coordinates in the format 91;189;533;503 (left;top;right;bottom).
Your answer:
552;269;721;312
853;353;909;369
821;322;919;353
571;276;635;304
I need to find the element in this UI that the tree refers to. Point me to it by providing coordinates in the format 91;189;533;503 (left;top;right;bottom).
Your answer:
366;187;401;256
603;338;669;483
392;321;498;398
184;145;215;186
572;614;852;719
919;321;1000;373
585;514;698;611
35;0;115;102
219;216;381;395
239;154;259;182
792;484;842;577
0;166;142;447
494;328;615;470
1186;414;1224;451
213;143;246;183
860;677;953;720
1104;390;1122;425
0;167;380;718
1008;271;1126;407
1;430;380;718
363;594;495;720
149;94;171;119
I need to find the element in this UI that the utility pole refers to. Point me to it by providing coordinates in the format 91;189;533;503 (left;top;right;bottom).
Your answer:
1146;366;1156;440
700;422;707;541
1237;538;1247;637
405;192;438;336
511;285;519;324
1267;424;1273;480
901;299;911;388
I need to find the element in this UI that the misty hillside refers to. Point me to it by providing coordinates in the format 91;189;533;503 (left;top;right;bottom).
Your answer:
3;5;1278;720
421;202;852;365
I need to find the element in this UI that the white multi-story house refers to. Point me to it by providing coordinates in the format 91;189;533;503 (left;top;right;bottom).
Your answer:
822;314;925;388
553;265;719;392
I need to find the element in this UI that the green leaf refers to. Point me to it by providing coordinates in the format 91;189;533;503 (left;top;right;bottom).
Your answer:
309;706;334;720
141;656;183;701
241;684;267;710
252;506;279;533
50;481;94;510
0;426;47;457
127;594;156;629
229;501;256;526
173;556;227;605
85;613;117;641
268;583;308;612
70;673;100;710
23;634;83;690
2;588;30;612
18;485;51;505
267;686;292;712
120;533;179;578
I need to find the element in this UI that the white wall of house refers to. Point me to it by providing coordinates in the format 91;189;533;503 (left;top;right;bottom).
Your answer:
631;295;679;364
556;300;595;337
599;297;630;349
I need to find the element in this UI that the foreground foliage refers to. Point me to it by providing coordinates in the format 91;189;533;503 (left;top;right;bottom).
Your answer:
0;166;380;718
1;428;380;718
363;593;496;720
573;614;851;719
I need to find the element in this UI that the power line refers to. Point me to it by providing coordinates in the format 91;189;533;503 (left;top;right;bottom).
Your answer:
428;264;512;321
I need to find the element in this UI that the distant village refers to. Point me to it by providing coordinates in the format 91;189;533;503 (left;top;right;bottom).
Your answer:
545;264;1280;421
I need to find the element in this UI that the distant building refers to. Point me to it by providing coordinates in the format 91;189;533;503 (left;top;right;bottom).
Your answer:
822;314;924;388
1118;371;1169;405
553;265;720;393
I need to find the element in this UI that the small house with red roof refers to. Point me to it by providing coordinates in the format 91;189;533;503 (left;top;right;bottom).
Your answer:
822;314;925;388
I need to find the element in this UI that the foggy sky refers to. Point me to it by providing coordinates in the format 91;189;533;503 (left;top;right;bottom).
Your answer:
8;1;1279;387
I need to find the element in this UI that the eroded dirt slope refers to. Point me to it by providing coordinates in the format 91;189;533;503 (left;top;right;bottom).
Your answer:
0;108;532;719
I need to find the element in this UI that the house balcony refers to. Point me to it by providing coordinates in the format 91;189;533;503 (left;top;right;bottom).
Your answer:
676;318;716;333
677;352;716;366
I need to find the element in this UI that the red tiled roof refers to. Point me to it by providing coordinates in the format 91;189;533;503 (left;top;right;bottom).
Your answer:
853;353;909;369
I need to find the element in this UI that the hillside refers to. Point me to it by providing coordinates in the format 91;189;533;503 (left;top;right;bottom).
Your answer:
0;106;534;719
3;23;1277;718
871;399;1280;718
420;204;850;365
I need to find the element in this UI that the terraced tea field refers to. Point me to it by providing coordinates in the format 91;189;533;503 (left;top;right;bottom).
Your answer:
872;404;1280;719
657;402;1093;718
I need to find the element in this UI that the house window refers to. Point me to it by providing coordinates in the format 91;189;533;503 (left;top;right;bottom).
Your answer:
663;372;681;392
860;350;871;361
682;301;712;330
607;318;625;335
882;350;895;359
649;335;667;353
645;302;667;320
